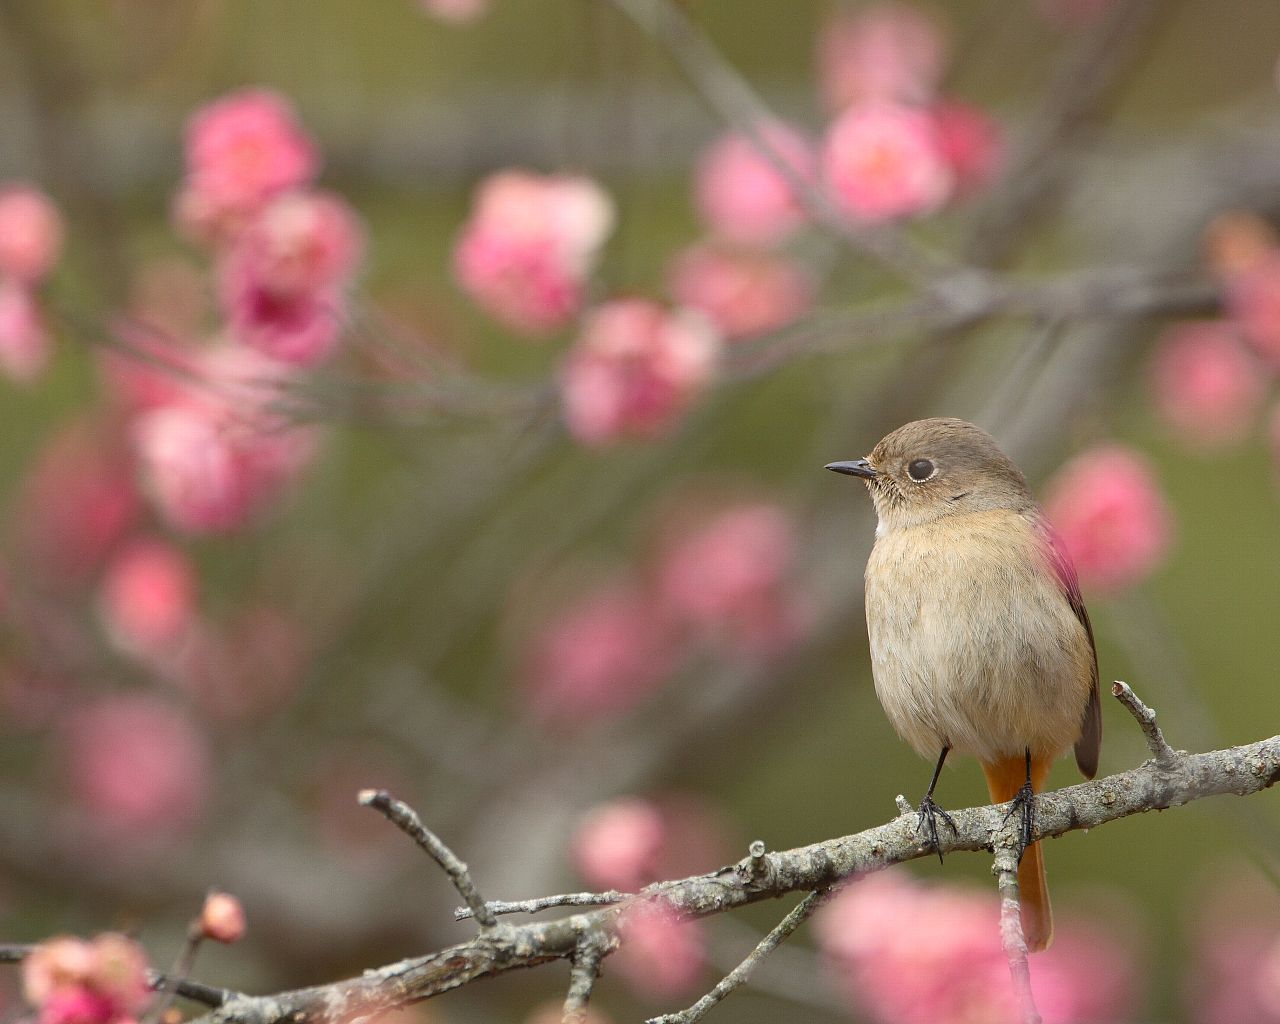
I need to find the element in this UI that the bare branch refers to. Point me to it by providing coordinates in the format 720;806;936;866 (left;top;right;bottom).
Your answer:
562;936;609;1024
992;841;1041;1024
184;708;1280;1024
647;889;833;1024
357;789;497;928
455;891;630;922
1112;680;1179;769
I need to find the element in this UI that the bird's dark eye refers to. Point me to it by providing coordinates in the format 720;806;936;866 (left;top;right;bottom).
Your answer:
907;458;935;482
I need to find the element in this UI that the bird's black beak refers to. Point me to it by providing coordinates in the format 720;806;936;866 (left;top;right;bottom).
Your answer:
825;459;876;479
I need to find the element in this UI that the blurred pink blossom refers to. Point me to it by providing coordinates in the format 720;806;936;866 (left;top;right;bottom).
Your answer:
1042;445;1174;594
694;123;815;246
1203;211;1276;278
454;170;614;335
668;243;813;340
0;184;63;284
178;89;318;239
655;501;807;657
526;580;676;725
13;421;141;589
816;871;1138;1024
1225;253;1280;364
613;906;705;1001
1186;871;1280;1023
572;797;666;891
131;343;318;534
816;4;947;111
22;934;149;1024
229;191;362;299
222;264;344;365
1149;321;1265;447
63;694;210;838
824;102;953;223
418;0;488;23
98;537;197;658
561;298;720;446
103;322;200;414
0;278;51;383
930;100;1004;199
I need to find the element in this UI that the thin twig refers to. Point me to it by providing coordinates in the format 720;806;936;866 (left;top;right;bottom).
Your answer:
1112;681;1178;769
992;842;1042;1024
357;789;497;928
647;889;833;1024
455;890;630;922
140;929;204;1024
561;936;608;1024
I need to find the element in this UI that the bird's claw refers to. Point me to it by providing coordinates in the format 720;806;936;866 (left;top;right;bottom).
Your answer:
916;794;958;864
1003;781;1036;861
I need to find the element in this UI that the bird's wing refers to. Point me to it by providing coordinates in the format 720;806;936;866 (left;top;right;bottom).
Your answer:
1039;518;1102;779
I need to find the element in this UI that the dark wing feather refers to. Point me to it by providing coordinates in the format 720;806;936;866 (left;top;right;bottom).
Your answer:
1040;520;1102;779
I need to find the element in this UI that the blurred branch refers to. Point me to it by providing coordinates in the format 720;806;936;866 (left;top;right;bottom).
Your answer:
993;836;1040;1024
178;687;1279;1024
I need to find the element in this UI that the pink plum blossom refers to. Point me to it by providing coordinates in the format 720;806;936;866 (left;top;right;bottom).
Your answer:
418;0;488;23
930;100;1004;199
694;123;814;246
572;797;666;891
14;421;141;590
668;243;813;340
1042;444;1174;594
63;694;210;838
525;580;677;725
98;537;197;658
22;934;149;1024
561;298;721;446
179;89;318;236
454;170;614;336
1225;252;1280;364
131;343;318;534
613;906;706;1000
824;102;953;223
816;871;1139;1024
1149;321;1265;447
0;184;64;284
0;277;51;383
655;501;807;657
816;4;947;111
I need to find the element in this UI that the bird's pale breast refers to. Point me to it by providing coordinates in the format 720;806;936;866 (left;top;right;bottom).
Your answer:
863;508;1093;764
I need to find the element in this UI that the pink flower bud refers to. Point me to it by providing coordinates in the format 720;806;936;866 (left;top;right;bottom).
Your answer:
0;278;51;383
668;243;813;341
0;184;63;284
823;101;953;223
98;538;197;658
199;892;246;943
572;798;666;891
454;171;614;336
181;89;319;232
694;123;814;246
561;298;720;446
1042;445;1174;594
816;4;947;111
1149;321;1264;447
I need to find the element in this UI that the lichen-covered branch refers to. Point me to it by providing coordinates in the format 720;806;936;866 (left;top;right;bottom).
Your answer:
186;714;1280;1024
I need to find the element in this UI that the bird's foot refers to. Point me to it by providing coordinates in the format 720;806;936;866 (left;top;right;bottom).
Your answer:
916;794;958;864
1003;781;1036;862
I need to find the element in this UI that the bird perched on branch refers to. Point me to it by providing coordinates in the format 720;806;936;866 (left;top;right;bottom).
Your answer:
826;417;1101;952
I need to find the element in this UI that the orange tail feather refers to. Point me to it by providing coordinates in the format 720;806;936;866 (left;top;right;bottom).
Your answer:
981;756;1053;952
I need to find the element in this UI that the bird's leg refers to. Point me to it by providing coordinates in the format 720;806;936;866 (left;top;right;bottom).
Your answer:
1002;748;1036;862
916;745;957;863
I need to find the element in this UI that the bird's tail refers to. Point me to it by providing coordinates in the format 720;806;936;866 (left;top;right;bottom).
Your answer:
981;755;1053;952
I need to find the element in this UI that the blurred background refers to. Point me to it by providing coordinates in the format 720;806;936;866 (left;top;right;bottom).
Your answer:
1;1;1280;1022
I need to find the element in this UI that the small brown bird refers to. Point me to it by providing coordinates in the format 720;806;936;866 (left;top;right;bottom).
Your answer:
826;417;1100;952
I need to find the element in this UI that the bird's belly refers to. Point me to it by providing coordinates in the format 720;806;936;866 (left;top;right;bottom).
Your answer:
864;520;1091;765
